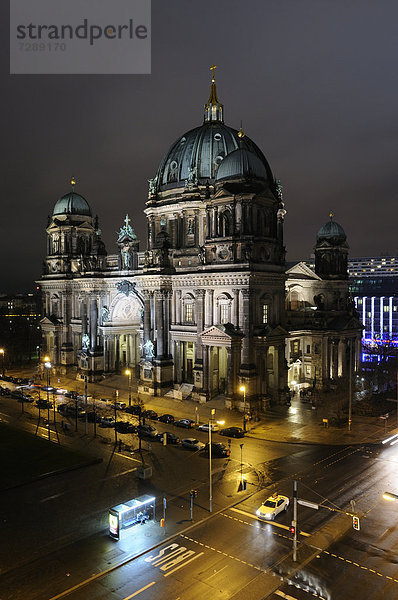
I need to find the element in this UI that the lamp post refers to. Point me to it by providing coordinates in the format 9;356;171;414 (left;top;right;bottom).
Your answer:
209;408;215;513
240;443;244;487
240;385;247;432
44;357;51;441
0;348;4;377
125;369;132;406
348;339;353;431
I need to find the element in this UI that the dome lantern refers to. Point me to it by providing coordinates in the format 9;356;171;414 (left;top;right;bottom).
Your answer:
204;64;224;123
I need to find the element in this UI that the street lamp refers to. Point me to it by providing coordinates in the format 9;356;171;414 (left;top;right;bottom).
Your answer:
209;408;215;513
44;358;51;441
0;348;4;377
240;385;247;432
125;369;132;406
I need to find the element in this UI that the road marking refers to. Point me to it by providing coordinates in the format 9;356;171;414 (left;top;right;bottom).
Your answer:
163;552;204;577
204;565;228;581
116;453;142;463
228;507;310;536
122;581;156;599
324;550;398;584
275;590;300;600
40;492;64;503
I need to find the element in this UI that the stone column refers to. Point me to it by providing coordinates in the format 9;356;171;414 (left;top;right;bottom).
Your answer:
89;296;98;352
115;334;120;371
194;210;199;246
155;291;164;358
203;344;209;393
163;290;170;357
205;289;214;328
232;289;240;327
143;292;151;344
176;290;182;324
240;289;254;368
226;347;232;394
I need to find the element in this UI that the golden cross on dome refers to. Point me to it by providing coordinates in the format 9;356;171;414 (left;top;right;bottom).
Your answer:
70;176;76;189
329;211;334;220
124;214;131;227
210;64;217;82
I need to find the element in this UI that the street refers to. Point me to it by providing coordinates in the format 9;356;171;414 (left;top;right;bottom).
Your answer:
0;381;398;600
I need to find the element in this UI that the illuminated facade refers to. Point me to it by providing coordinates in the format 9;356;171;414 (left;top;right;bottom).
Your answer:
38;73;362;408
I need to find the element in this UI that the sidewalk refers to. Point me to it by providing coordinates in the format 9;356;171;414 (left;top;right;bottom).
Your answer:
9;367;398;446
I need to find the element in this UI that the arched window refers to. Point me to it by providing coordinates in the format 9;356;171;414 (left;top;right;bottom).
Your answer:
219;211;231;237
182;293;195;323
217;293;232;324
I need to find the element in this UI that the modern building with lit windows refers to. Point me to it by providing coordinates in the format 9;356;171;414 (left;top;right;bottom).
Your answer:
349;256;398;359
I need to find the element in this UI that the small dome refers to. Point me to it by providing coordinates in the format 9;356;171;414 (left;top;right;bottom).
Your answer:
317;216;346;243
53;191;92;217
215;147;269;182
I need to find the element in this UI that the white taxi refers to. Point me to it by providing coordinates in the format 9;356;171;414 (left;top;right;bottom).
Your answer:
256;493;289;521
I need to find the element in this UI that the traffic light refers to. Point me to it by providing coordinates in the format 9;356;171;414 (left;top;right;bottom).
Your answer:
190;489;198;498
352;516;360;531
290;525;296;535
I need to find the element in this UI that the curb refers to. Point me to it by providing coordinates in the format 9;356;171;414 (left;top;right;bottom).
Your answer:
0;456;103;492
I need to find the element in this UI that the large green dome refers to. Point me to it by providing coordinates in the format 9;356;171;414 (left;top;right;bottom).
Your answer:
153;76;274;194
53;191;92;217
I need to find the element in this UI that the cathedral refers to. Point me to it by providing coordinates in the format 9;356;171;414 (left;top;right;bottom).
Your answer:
38;71;362;411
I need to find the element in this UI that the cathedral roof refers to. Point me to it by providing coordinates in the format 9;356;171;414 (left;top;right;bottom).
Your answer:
53;186;92;217
215;147;269;183
153;70;273;194
317;213;346;244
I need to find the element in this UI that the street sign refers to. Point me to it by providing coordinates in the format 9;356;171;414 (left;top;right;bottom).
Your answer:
298;499;319;510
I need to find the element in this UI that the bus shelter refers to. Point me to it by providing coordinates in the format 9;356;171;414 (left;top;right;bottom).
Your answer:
109;494;156;540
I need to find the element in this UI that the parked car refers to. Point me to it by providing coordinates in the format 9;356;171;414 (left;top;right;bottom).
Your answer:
156;431;180;444
181;438;205;451
86;411;102;423
41;385;54;392
198;423;219;432
137;424;158;438
125;405;142;415
256;494;289;521
114;402;127;410
17;394;34;403
219;426;245;438
175;418;195;429
157;413;175;424
203;442;230;458
54;387;68;395
35;399;53;409
65;390;78;399
142;409;158;420
115;421;137;433
100;416;115;428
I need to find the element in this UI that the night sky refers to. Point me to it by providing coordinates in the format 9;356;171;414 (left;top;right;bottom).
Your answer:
2;0;398;293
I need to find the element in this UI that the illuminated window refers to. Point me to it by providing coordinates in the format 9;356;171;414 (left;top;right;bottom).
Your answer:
305;365;311;376
292;340;299;354
306;344;311;353
384;306;389;312
185;303;193;322
220;303;229;324
262;304;269;324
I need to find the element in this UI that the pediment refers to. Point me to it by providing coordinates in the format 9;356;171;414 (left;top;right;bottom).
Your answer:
200;324;242;342
286;261;321;281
